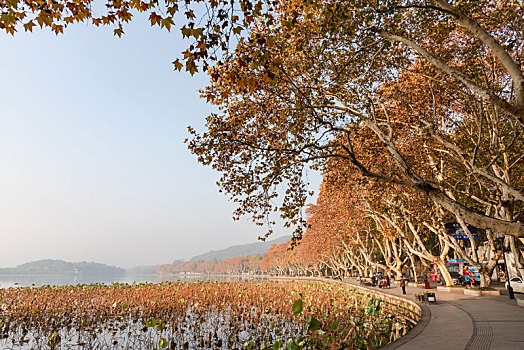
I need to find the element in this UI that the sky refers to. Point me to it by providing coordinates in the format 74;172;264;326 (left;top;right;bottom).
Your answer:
0;15;321;268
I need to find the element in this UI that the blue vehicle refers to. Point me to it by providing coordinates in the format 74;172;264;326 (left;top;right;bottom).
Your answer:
447;259;480;284
431;259;480;285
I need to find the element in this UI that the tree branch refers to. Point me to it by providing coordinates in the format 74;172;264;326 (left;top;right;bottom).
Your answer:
378;30;523;125
434;0;524;117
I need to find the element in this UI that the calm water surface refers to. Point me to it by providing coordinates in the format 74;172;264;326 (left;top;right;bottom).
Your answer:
0;274;268;288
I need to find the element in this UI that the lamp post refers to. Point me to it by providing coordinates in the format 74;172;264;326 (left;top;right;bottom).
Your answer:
497;233;515;299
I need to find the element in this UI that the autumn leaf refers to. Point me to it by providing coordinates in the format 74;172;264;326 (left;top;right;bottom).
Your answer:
161;17;174;31
113;24;124;38
186;60;198;75
166;5;178;17
172;59;183;71
23;20;36;32
232;26;242;35
149;12;161;26
51;23;63;35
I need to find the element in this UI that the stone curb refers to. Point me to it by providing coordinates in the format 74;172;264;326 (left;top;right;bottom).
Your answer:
516;298;524;308
464;289;482;296
270;276;425;349
380;303;431;349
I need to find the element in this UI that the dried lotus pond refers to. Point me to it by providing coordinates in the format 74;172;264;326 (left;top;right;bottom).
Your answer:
0;281;417;349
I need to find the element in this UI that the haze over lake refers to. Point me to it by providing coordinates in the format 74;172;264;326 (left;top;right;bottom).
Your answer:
0;273;270;289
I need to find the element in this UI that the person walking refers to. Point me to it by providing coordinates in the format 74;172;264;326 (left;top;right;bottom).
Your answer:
386;274;390;288
400;278;406;295
423;272;430;289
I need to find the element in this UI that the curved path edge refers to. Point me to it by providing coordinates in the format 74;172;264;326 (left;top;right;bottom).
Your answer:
380;303;431;349
269;276;424;348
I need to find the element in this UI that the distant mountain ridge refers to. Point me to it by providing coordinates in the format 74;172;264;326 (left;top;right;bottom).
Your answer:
190;235;290;262
0;259;125;276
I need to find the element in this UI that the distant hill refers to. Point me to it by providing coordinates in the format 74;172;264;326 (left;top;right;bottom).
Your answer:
0;259;125;276
190;235;291;262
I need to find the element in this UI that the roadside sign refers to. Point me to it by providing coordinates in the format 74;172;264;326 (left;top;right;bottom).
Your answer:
445;223;479;240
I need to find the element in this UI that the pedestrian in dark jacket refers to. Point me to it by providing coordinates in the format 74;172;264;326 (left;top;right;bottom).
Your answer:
400;278;406;295
423;272;430;289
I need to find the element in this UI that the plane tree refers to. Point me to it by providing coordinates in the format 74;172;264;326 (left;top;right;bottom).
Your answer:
189;0;524;241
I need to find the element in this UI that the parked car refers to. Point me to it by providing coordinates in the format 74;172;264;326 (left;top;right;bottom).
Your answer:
506;277;524;293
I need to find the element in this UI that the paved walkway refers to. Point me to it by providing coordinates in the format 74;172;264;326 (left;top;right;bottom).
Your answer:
342;279;524;350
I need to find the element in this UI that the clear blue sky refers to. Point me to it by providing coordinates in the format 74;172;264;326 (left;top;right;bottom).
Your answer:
0;15;320;268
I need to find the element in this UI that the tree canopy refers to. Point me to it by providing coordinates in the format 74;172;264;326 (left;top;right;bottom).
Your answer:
189;0;524;240
0;0;276;73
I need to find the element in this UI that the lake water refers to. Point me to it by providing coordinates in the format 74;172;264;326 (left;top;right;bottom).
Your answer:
0;273;268;288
